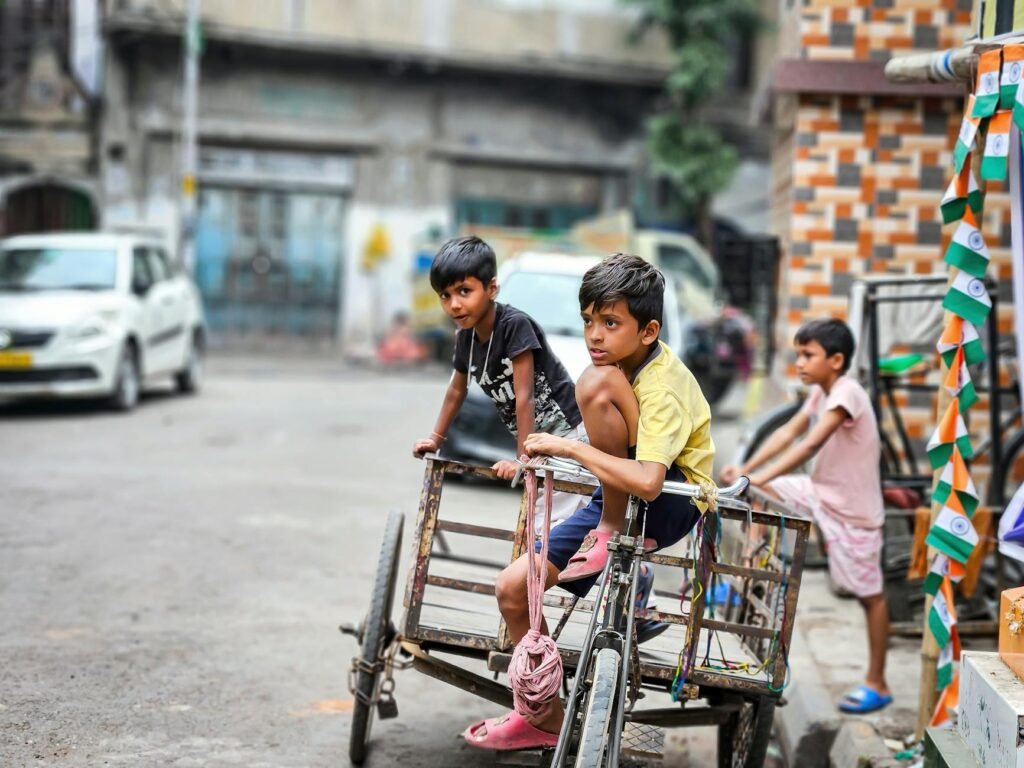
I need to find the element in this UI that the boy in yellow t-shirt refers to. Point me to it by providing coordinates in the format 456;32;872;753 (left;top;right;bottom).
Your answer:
462;253;715;752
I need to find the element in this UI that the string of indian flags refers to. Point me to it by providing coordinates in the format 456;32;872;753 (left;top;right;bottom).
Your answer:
926;45;1011;728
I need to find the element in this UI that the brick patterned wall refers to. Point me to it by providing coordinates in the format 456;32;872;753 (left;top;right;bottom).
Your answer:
769;3;1020;498
796;0;974;60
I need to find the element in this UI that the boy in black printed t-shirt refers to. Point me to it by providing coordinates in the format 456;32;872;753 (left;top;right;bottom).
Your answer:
412;236;587;529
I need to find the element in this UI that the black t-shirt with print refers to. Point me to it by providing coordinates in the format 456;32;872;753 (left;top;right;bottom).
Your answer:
453;303;581;438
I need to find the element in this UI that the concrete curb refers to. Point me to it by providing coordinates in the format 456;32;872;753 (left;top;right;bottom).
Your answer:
775;626;842;768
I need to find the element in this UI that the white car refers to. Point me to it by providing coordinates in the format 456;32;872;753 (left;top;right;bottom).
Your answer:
444;251;683;465
0;232;206;411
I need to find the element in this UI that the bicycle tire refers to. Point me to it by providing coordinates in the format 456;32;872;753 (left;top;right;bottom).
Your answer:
349;509;404;765
573;647;621;768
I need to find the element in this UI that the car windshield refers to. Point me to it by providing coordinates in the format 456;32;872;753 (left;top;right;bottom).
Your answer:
0;247;118;291
501;270;584;337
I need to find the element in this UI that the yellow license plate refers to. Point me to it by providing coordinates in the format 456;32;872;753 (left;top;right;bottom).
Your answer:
0;351;33;369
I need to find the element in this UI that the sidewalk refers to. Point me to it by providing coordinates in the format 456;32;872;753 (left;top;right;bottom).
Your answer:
777;568;921;767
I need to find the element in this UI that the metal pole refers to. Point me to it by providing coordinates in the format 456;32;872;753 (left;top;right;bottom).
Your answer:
180;0;200;273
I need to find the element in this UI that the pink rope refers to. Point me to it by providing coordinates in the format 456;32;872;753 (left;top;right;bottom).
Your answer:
508;458;563;723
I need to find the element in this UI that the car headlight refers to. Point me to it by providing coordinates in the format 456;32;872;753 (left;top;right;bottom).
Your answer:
69;312;118;340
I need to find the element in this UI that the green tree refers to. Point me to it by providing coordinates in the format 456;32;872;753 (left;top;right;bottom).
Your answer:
624;0;762;245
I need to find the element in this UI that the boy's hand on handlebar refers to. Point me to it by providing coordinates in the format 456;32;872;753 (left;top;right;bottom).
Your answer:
492;459;520;481
524;432;573;459
413;436;440;458
719;464;741;485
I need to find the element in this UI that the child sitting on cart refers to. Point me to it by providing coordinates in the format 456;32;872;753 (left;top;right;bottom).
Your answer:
464;253;716;751
719;318;891;715
413;235;588;524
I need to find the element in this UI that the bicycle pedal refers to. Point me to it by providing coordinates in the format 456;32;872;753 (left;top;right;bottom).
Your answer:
377;696;399;719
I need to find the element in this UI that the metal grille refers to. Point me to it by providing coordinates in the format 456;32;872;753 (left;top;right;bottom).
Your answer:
622;721;665;759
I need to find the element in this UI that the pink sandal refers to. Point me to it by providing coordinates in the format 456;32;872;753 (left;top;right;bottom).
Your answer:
558;530;657;583
463;711;559;751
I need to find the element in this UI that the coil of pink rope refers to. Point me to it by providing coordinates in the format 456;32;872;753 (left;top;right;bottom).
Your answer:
508;457;564;723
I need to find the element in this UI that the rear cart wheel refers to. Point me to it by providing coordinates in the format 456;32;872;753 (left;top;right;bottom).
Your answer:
717;693;776;768
347;509;404;765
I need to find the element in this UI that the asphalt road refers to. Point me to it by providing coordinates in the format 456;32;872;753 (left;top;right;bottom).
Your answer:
0;357;750;767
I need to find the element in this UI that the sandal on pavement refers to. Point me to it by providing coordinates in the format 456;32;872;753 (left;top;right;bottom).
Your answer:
558;530;657;584
463;711;559;751
837;685;892;714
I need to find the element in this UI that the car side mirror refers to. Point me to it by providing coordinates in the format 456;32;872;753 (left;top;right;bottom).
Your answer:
132;280;150;297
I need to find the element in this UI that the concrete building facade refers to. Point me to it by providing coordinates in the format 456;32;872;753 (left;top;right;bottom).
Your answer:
100;0;682;351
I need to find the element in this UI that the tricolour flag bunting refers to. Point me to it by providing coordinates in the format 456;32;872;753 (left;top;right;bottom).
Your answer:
930;672;960;728
937;315;985;368
927;505;979;564
933;447;980;517
973;49;1003;118
927;398;974;469
941;164;984;224
954;95;981;174
944;209;990;277
982;110;1013;181
1001;45;1024;109
923;553;967;596
928;577;958;648
943;346;980;411
943;270;992;326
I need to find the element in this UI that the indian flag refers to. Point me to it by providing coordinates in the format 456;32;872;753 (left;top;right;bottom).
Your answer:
944;209;990;277
937;315;985;368
927;399;974;469
972;49;1002;118
943;346;979;411
930;672;960;728
923;554;967;596
981;110;1013;181
942;271;992;327
1015;75;1024;133
936;627;961;690
954;95;980;174
933;448;979;517
1002;45;1024;109
928;577;958;648
927;505;979;564
940;166;983;224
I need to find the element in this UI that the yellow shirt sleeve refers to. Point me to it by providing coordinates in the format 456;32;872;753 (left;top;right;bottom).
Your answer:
635;388;693;468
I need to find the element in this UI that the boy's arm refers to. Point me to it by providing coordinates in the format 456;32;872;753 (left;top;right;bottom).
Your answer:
491;351;535;480
413;370;469;457
749;406;847;487
510;351;535;458
733;409;810;476
523;433;668;502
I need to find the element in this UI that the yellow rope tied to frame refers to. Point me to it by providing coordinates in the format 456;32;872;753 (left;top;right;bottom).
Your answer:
696;481;719;513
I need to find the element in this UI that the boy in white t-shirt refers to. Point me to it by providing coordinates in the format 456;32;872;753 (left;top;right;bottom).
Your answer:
720;319;891;714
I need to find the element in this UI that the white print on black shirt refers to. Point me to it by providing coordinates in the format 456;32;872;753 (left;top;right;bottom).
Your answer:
477;355;573;438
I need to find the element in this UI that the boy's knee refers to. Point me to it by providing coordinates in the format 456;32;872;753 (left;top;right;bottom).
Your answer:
576;364;629;409
495;564;528;614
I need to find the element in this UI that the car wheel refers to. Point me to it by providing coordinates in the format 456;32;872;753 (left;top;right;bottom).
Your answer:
109;343;141;412
174;332;203;394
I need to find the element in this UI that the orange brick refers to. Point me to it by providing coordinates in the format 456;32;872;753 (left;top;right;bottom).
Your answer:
796;147;811;159
956;11;972;24
788;310;804;324
839;148;855;163
805;283;832;296
877;204;890;217
858;232;873;257
791;257;806;268
807;229;834;241
834;8;849;21
872;9;887;20
810;120;840;131
877;149;893;162
922;151;938;166
861;177;877;202
834;258;850;272
865;122;879;147
893;178;920;190
793;202;809;214
915;10;931;23
894;121;923;135
802;34;830;46
914;260;932;274
891;232;918;244
871;259;889;271
885;36;915;49
810;175;836;186
837;203;852;217
855;37;870;59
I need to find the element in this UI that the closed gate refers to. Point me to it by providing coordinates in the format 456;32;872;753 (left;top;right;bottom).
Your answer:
195;187;344;339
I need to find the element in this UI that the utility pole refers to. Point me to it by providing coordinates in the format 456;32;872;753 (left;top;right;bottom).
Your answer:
180;0;201;273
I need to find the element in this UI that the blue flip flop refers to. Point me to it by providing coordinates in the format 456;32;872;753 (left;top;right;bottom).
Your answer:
838;685;892;714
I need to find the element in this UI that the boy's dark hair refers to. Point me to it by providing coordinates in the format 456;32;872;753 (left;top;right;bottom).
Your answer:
429;236;497;292
579;253;664;329
794;318;856;373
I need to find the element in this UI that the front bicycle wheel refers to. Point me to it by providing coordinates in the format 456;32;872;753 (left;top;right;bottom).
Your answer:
573;647;622;768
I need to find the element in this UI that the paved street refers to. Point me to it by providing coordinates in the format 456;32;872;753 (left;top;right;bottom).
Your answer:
0;356;752;767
